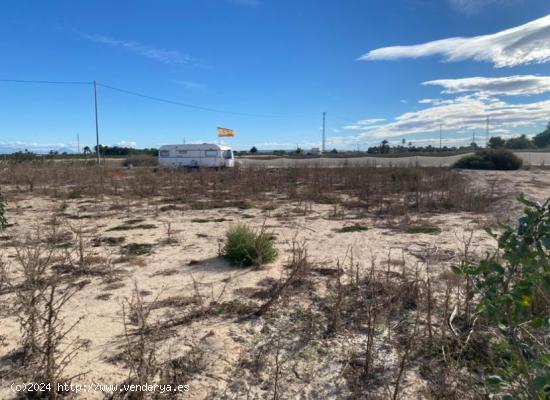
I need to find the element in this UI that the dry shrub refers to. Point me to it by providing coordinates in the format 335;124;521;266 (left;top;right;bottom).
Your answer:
6;235;86;397
1;161;490;216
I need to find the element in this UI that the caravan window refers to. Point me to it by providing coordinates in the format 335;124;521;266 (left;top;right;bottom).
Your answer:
176;150;188;154
159;150;170;157
205;150;218;157
223;150;233;159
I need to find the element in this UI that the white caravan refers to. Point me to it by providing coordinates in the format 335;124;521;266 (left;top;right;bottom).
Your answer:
158;144;235;168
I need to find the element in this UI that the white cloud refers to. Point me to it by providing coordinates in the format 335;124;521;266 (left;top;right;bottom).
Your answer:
424;75;550;96
343;94;550;141
81;33;194;65
359;14;550;68
448;0;522;15
343;118;386;130
118;140;137;148
358;118;386;124
0;141;76;153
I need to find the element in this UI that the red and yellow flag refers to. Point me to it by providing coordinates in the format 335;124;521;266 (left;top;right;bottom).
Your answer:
217;127;235;137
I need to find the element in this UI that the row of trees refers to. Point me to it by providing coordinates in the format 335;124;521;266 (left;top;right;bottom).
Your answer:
488;123;550;150
89;145;158;157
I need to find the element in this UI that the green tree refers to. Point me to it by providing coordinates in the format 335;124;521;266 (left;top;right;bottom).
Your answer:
380;140;390;154
505;134;532;150
533;122;550;148
488;136;506;149
250;146;258;153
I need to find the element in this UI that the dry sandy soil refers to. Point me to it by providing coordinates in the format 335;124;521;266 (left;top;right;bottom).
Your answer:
0;168;549;399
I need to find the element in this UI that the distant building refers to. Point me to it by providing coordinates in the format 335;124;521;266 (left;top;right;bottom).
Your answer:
310;147;322;155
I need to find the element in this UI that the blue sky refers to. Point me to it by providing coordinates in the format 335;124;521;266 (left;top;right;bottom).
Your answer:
1;0;550;152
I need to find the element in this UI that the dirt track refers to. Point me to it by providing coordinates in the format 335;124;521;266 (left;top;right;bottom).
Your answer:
238;152;550;168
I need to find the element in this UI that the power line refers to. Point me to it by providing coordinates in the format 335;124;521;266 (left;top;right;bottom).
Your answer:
0;78;315;119
96;82;312;118
0;79;92;85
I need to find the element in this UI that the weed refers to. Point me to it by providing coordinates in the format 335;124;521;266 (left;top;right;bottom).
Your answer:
336;224;369;233
405;223;442;235
123;243;153;256
107;223;156;231
191;218;229;223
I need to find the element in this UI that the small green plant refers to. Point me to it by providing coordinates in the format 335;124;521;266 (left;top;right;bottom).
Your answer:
223;224;277;267
191;218;229;223
452;149;523;170
123;243;153;256
336;224;369;233
108;223;156;231
0;192;6;231
454;194;550;398
404;224;441;235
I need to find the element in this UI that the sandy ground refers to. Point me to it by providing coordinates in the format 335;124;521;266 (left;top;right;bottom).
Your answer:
0;168;549;399
238;151;550;168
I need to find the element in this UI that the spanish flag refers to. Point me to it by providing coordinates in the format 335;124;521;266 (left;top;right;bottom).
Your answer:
217;127;235;137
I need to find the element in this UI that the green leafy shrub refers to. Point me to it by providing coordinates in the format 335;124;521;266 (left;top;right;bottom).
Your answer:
223;224;277;267
452;149;523;170
454;194;550;398
0;192;7;231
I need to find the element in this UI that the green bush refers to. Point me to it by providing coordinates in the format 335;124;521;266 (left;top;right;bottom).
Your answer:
454;194;550;398
223;224;277;267
452;149;523;170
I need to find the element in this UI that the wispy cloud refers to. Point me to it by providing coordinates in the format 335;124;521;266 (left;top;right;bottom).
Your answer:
359;14;550;67
0;141;76;154
343;94;550;142
173;80;205;91
448;0;522;15
80;33;195;65
229;0;260;7
423;75;550;96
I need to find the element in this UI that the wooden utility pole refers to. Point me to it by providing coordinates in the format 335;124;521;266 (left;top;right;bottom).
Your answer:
322;112;326;153
486;116;490;148
93;80;100;165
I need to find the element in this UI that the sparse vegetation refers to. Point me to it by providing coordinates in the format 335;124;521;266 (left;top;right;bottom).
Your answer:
0;158;548;399
0;191;7;231
123;243;153;256
108;222;156;231
336;224;369;233
404;223;442;235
